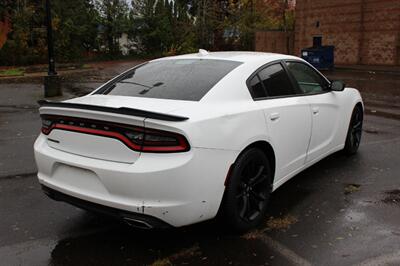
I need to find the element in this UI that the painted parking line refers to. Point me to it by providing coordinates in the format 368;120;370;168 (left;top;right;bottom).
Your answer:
243;230;312;266
257;234;312;266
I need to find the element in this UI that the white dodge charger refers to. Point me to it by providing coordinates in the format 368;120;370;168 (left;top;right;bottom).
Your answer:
34;51;363;231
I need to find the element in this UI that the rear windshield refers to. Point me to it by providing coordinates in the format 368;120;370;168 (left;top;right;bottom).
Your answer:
96;59;242;101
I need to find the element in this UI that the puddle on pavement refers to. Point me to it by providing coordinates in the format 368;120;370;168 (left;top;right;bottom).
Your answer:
381;189;400;205
47;223;287;266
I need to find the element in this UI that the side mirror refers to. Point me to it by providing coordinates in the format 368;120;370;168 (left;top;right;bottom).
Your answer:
330;80;345;91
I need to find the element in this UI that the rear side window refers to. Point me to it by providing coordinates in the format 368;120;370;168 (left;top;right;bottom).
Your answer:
258;63;297;97
98;59;242;101
249;75;266;98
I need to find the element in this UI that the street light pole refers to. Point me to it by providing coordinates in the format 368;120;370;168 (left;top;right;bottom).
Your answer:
44;0;61;97
46;0;56;76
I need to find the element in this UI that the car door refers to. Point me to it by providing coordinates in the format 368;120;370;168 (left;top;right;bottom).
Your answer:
249;62;313;183
284;61;340;163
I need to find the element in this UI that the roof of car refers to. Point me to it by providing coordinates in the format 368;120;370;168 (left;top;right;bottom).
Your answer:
154;51;301;64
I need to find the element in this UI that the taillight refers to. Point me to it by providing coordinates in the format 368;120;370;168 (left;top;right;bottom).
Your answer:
41;115;190;153
141;128;189;152
41;117;54;135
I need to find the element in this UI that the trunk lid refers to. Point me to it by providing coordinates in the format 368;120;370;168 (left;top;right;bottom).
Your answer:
38;95;192;163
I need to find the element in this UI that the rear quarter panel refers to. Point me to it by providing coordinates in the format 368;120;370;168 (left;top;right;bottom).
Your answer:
144;101;270;153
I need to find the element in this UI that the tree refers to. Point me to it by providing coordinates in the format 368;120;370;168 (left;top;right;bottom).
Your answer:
52;0;99;60
261;0;295;31
192;0;221;49
131;0;196;55
0;0;14;20
1;0;100;65
194;0;267;51
0;0;47;65
96;0;130;55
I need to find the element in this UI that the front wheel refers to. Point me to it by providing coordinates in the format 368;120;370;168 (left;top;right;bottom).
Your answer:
343;105;363;155
219;148;272;232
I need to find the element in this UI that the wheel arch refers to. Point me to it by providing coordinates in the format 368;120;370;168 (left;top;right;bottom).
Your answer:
355;101;364;112
235;140;276;185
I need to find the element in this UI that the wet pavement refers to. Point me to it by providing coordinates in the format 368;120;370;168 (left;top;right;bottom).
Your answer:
322;69;400;120
0;63;400;265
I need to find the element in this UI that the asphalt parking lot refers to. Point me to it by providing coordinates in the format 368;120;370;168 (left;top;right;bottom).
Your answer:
0;63;399;265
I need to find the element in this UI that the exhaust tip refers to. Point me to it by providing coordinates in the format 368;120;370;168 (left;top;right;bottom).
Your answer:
123;217;153;229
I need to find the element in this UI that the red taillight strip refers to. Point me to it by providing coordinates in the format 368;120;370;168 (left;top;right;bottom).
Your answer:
141;139;188;152
45;124;142;151
42;123;189;153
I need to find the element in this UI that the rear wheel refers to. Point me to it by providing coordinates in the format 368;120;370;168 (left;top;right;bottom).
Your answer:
344;105;363;155
220;148;272;232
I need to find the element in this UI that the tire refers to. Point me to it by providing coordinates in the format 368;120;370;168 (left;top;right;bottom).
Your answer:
219;148;272;232
343;105;363;155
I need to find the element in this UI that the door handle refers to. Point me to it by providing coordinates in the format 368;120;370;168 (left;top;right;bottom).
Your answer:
312;107;319;115
270;112;280;121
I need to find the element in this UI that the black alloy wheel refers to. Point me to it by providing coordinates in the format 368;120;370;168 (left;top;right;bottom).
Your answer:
220;148;272;232
344;105;363;155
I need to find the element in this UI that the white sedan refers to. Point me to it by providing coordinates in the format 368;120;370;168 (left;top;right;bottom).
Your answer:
34;51;363;231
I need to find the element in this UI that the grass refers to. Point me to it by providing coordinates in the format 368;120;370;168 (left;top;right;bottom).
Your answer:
0;68;25;77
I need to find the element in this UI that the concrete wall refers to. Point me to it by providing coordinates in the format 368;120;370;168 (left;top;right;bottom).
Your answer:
294;0;400;65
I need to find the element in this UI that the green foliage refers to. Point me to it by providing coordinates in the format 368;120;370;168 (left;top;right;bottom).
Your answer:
52;0;99;61
194;0;273;51
259;0;295;30
131;0;197;56
0;1;47;65
0;67;24;76
0;0;296;65
0;0;15;19
96;0;130;55
0;0;99;65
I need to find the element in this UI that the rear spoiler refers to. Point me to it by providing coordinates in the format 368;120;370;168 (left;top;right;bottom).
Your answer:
37;100;189;122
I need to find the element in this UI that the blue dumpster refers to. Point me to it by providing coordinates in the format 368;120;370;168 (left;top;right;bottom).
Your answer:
301;45;334;70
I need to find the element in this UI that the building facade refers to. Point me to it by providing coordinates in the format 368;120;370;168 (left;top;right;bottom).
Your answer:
255;30;294;55
294;0;400;65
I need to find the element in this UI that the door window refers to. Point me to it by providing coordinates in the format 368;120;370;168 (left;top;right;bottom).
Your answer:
285;62;330;94
258;63;298;97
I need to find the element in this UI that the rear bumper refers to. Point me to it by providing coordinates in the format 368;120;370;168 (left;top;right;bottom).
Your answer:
41;185;171;229
34;134;237;227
